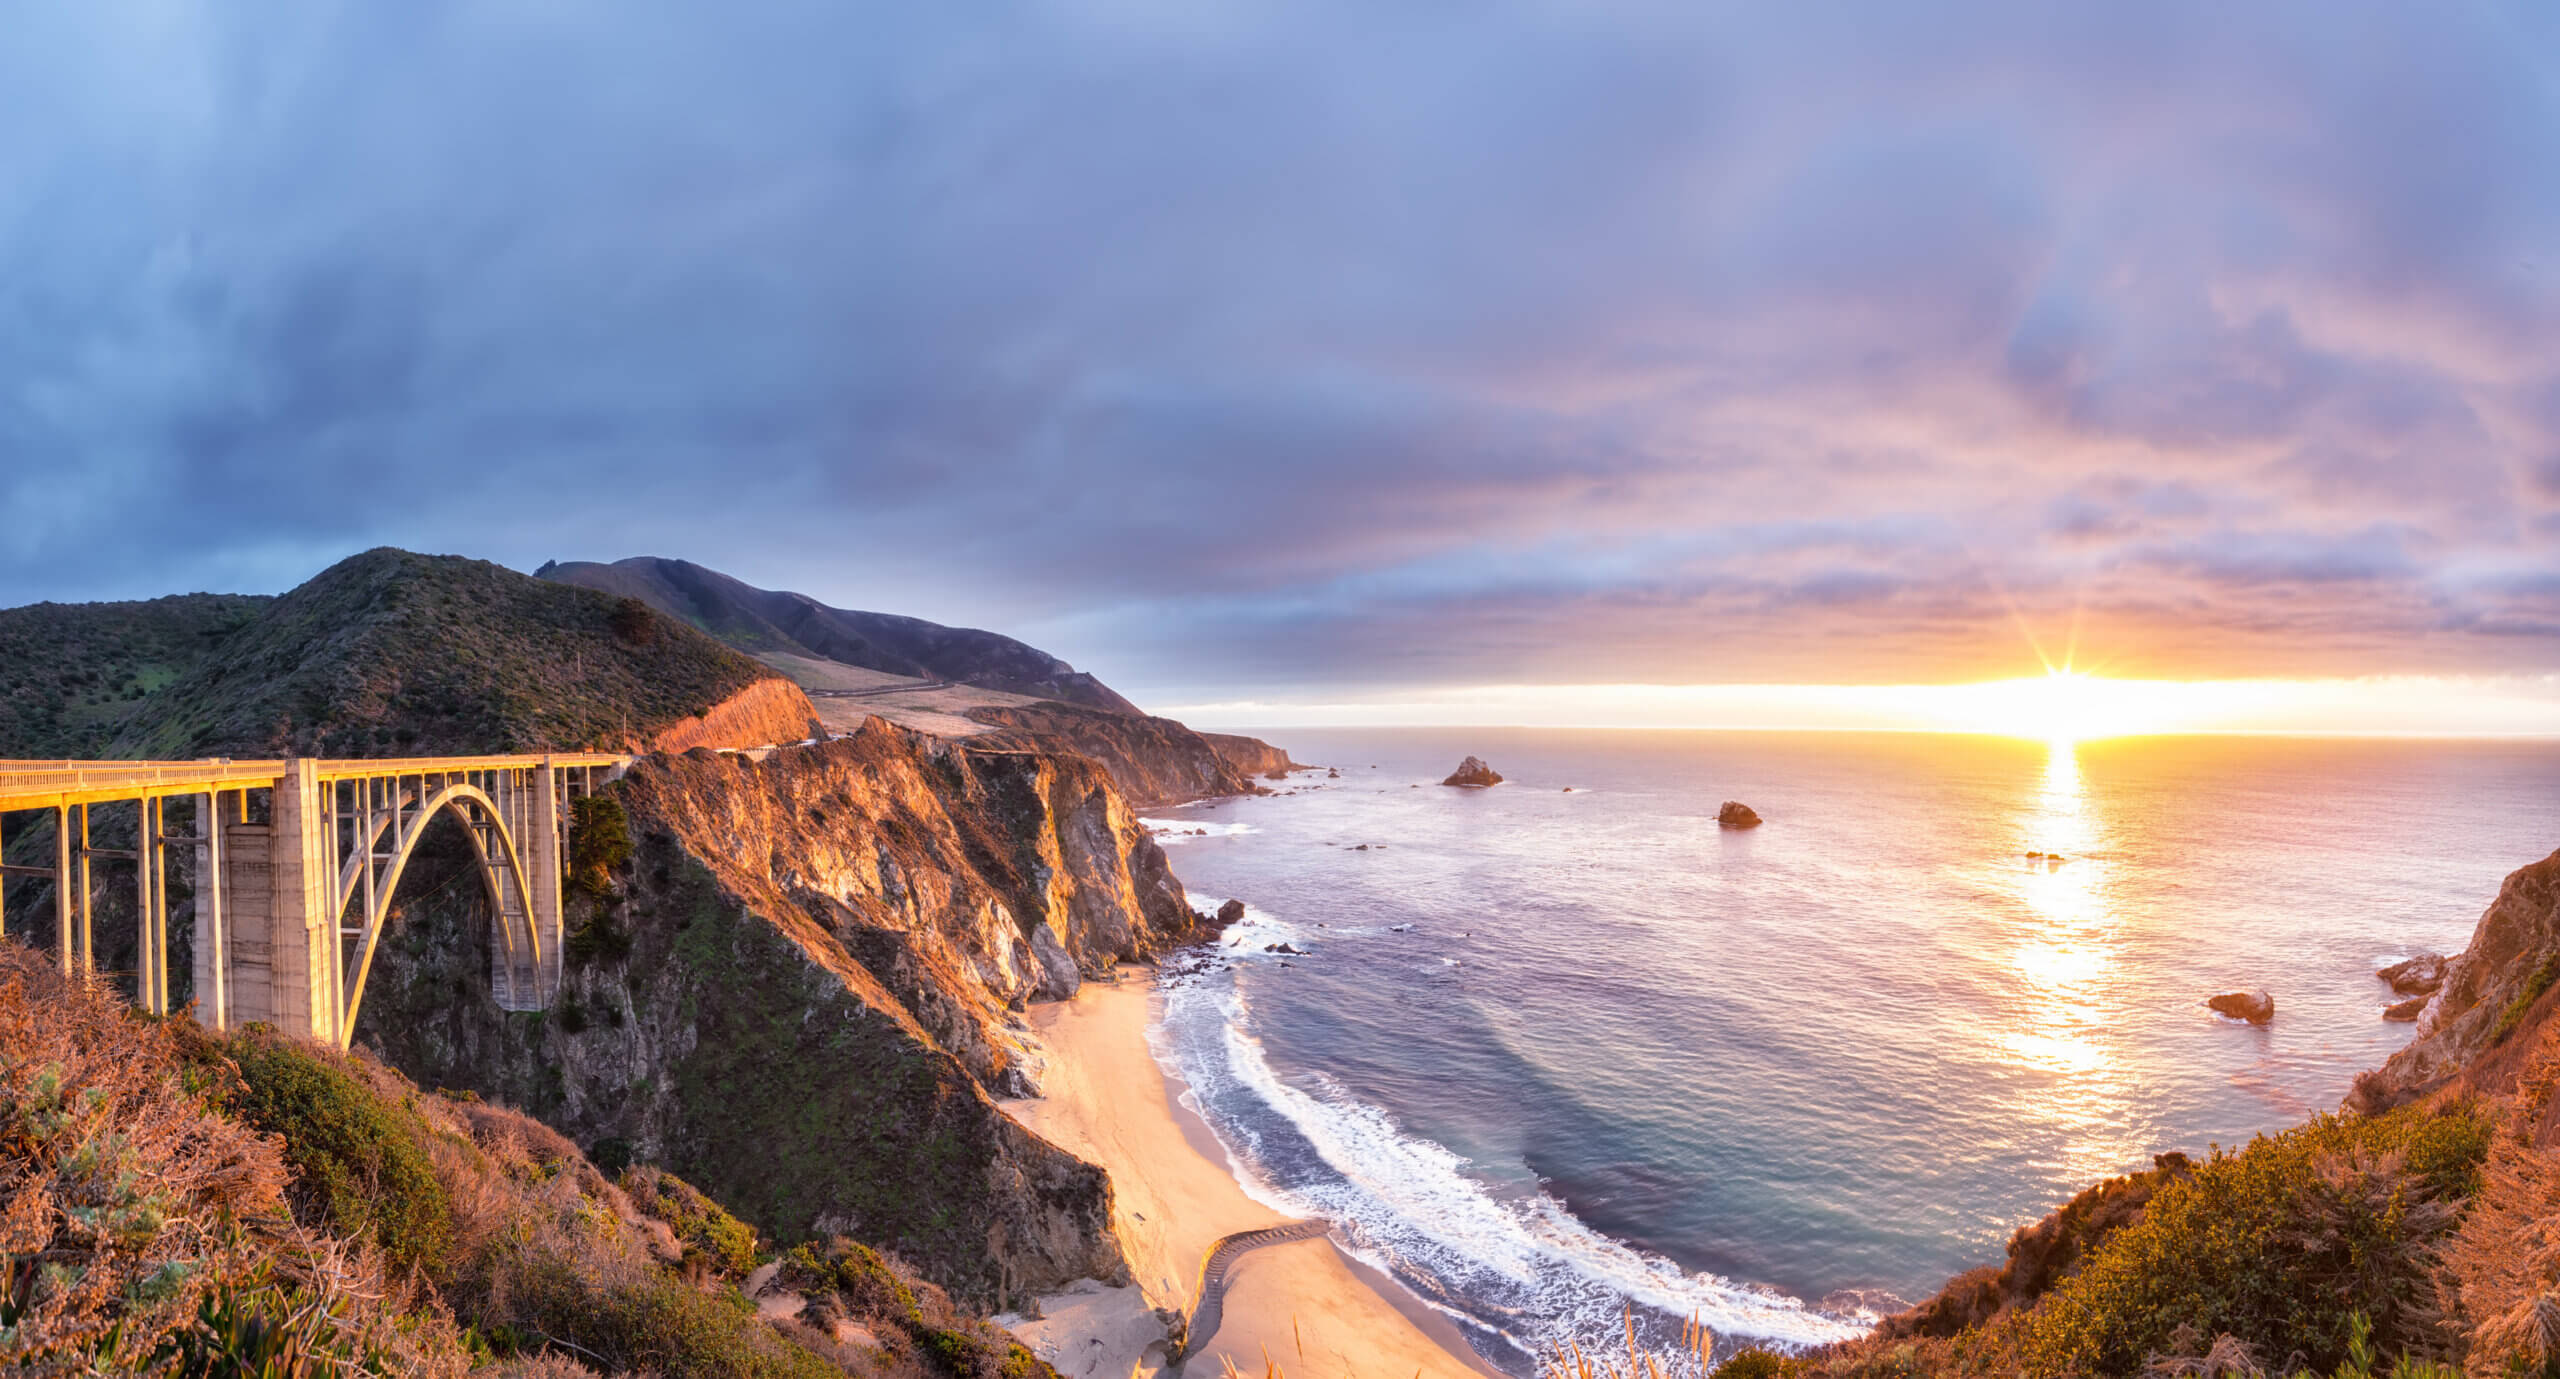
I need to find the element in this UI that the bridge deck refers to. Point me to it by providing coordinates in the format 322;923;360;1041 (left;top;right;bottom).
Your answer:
0;754;628;811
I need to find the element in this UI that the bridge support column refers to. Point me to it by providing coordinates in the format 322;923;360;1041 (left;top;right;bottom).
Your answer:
532;756;563;1003
191;792;230;1031
53;806;71;978
269;759;340;1045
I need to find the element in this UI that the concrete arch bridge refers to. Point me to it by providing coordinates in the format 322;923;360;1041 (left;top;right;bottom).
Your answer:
0;753;625;1047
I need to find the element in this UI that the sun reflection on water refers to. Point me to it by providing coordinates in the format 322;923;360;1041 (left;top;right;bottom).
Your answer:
1989;739;2142;1178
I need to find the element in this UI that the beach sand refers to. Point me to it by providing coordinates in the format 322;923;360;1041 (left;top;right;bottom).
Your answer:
998;970;1500;1379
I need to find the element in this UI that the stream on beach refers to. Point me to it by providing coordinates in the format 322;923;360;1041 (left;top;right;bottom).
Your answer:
1137;728;2560;1373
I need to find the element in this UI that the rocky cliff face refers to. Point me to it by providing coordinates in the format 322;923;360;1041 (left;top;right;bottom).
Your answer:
965;703;1300;809
2350;847;2560;1113
1201;731;1299;779
351;719;1213;1309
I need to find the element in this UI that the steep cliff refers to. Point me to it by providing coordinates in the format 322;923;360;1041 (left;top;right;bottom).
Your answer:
351;720;1214;1309
2349;846;2560;1113
964;703;1301;809
1202;731;1300;779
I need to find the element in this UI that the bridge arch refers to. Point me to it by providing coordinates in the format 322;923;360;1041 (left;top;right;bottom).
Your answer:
334;780;547;1039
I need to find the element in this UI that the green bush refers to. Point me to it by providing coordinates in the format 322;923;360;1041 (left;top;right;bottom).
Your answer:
620;1164;761;1279
784;1237;921;1323
2491;955;2560;1043
150;1279;387;1377
220;1030;455;1280
2016;1101;2492;1377
1711;1348;1801;1379
567;794;632;899
510;1263;835;1379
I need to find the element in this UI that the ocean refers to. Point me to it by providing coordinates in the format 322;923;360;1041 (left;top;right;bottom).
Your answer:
1136;728;2560;1372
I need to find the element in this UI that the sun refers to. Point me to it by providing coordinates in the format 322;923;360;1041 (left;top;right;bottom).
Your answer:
1948;669;2155;744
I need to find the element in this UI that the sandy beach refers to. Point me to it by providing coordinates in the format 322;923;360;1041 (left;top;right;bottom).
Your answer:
998;970;1499;1379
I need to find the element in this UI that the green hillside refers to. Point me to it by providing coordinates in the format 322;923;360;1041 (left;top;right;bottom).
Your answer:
0;593;269;757
0;549;784;759
110;549;779;758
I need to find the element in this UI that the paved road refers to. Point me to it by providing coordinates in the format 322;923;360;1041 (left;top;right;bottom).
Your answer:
1176;1221;1334;1363
805;680;957;698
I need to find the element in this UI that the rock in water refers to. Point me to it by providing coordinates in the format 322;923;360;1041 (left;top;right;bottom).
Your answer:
1442;756;1504;787
1214;899;1247;926
2377;953;2448;996
1718;800;1763;829
2383;996;2430;1022
2208;989;2276;1024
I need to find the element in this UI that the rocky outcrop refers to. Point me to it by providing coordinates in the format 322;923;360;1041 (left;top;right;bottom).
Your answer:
2379;953;2448;996
1202;732;1301;779
2384;996;2429;1022
2208;990;2275;1024
352;719;1215;1308
1718;801;1763;829
1442;756;1503;787
2351;848;2560;1113
967;702;1291;808
647;676;824;752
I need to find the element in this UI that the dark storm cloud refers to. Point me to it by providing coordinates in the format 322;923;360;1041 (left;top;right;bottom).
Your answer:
2;1;2556;701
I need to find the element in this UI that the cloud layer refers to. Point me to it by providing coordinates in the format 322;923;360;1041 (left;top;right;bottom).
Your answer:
5;2;2556;701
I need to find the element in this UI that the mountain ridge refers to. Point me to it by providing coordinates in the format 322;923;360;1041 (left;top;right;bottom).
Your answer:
539;556;1142;716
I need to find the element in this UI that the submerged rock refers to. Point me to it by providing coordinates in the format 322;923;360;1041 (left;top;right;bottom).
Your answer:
1717;800;1763;829
1442;756;1504;787
2377;953;2448;996
2208;989;2276;1024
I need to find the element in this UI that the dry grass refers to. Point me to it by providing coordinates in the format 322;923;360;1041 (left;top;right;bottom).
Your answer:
2440;1019;2560;1375
0;944;469;1374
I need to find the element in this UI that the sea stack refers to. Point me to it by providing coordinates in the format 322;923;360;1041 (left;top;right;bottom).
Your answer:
1442;756;1504;787
2209;989;2276;1024
1718;800;1762;829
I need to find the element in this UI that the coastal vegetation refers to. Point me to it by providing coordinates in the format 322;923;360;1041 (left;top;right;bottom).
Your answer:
0;942;1066;1377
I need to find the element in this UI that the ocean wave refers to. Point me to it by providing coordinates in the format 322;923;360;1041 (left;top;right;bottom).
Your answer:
1143;818;1258;846
1152;968;1868;1367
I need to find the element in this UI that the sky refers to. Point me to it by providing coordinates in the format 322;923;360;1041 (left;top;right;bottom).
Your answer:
4;3;2558;729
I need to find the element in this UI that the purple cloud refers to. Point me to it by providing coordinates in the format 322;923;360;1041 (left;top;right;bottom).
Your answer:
0;2;2554;701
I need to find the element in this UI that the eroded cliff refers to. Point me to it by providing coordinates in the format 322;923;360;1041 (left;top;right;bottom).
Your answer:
352;719;1215;1308
2350;845;2560;1112
965;702;1301;808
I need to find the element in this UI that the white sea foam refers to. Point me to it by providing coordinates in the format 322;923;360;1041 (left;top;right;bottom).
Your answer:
1143;818;1258;846
1153;969;1865;1363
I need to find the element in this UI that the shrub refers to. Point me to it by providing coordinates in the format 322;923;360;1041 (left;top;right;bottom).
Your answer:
149;1279;385;1376
2491;956;2560;1044
567;794;632;900
620;1164;761;1279
2014;1101;2492;1376
219;1029;456;1280
784;1237;922;1323
1712;1348;1801;1379
500;1256;836;1379
608;596;660;648
0;947;470;1375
